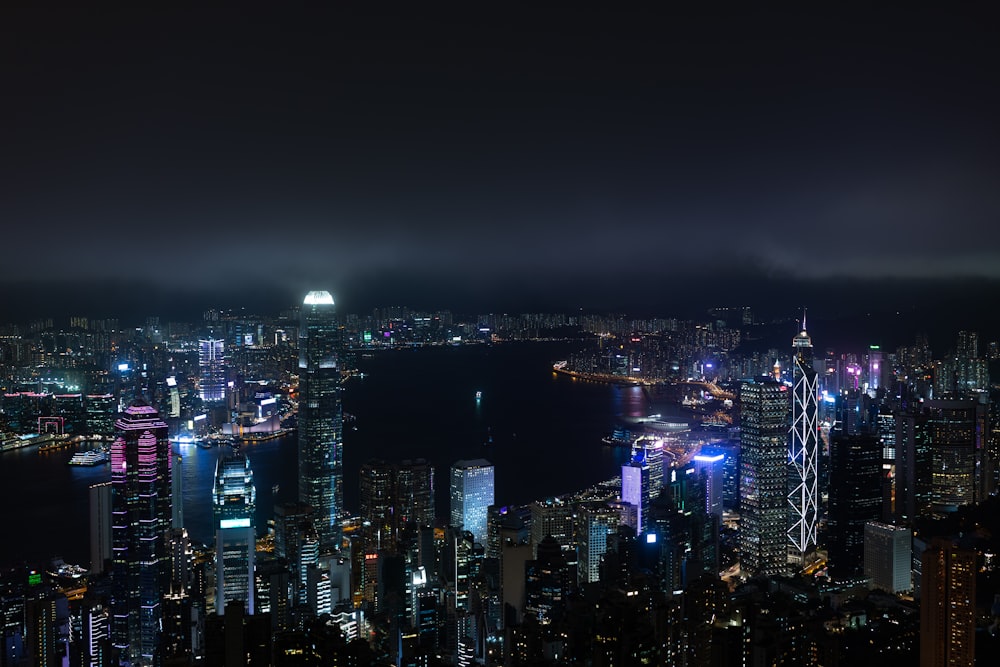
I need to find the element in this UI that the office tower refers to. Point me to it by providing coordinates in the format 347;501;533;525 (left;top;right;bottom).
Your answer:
897;398;985;521
920;540;976;667
89;482;112;575
692;451;725;519
622;450;652;534
198;338;226;403
395;458;434;530
739;379;789;578
273;502;318;605
524;536;573;625
788;316;819;566
449;459;494;545
298;290;343;551
863;522;911;593
894;404;930;524
529;498;576;556
80;596;111;667
925;398;984;513
213;450;256;615
867;345;882;391
360;459;396;554
827;432;881;574
24;590;58;667
110;404;171;667
576;503;621;584
172;454;184;529
163;527;195;662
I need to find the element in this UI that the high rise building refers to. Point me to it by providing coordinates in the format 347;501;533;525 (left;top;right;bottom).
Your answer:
360;459;396;554
89;482;112;575
110;404;172;667
576;503;621;585
827;432;881;574
213;449;256;615
739;379;788;578
298;290;343;551
449;459;494;545
395;458;435;530
692;451;726;519
198;338;226;403
863;521;911;593
788;316;819;566
920;540;976;667
925;398;984;513
273;502;319;606
622;450;653;535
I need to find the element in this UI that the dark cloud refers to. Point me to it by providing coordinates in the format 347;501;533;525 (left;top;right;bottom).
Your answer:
1;5;998;309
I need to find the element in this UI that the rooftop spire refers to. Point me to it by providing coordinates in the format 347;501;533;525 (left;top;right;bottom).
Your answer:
801;307;807;332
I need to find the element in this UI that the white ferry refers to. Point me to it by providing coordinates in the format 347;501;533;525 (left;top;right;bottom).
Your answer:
68;450;109;466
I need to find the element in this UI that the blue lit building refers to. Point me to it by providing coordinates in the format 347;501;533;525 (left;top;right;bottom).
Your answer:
298;290;344;551
213;450;256;615
449;459;494;544
198;338;226;403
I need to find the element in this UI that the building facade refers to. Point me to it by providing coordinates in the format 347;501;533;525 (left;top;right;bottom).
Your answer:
788;319;819;566
297;290;343;551
739;379;788;578
213;450;256;615
110;404;172;667
449;459;494;545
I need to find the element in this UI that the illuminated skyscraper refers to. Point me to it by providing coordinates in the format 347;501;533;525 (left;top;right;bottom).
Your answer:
198;338;226;403
449;459;494;544
213;449;256;615
788;314;819;566
110;404;172;667
360;459;396;554
920;540;975;667
739;379;788;578
621;451;652;535
863;521;911;593
395;458;435;530
298;290;343;551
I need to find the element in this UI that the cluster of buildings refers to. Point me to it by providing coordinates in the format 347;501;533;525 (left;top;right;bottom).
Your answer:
1;298;999;666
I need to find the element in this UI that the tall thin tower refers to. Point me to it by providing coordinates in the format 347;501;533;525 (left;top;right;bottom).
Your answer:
110;404;172;667
298;290;343;551
788;311;819;566
213;449;256;614
739;379;788;577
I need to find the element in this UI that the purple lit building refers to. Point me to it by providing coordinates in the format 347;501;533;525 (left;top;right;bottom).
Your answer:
111;404;172;666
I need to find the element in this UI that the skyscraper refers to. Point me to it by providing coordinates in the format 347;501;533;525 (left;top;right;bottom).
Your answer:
449;459;494;545
788;315;819;566
213;449;256;615
273;502;319;605
395;458;435;530
739;379;788;578
621;452;652;535
360;459;396;554
110;404;172;667
863;521;911;593
827;431;881;574
298;290;343;551
198;338;226;403
920;540;976;667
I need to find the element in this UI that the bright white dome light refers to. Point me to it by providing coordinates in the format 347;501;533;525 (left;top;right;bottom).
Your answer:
303;291;335;306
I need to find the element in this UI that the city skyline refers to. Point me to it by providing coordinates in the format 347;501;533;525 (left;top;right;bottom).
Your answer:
1;5;999;318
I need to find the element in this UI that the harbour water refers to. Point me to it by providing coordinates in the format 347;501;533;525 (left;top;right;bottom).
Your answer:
0;342;679;567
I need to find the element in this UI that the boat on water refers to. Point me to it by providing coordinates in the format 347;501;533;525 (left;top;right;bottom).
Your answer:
68;450;109;466
475;390;483;400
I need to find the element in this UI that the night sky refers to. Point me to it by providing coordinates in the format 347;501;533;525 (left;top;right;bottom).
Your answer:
2;6;999;319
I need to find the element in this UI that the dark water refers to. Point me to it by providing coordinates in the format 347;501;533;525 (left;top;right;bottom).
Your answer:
1;342;667;567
